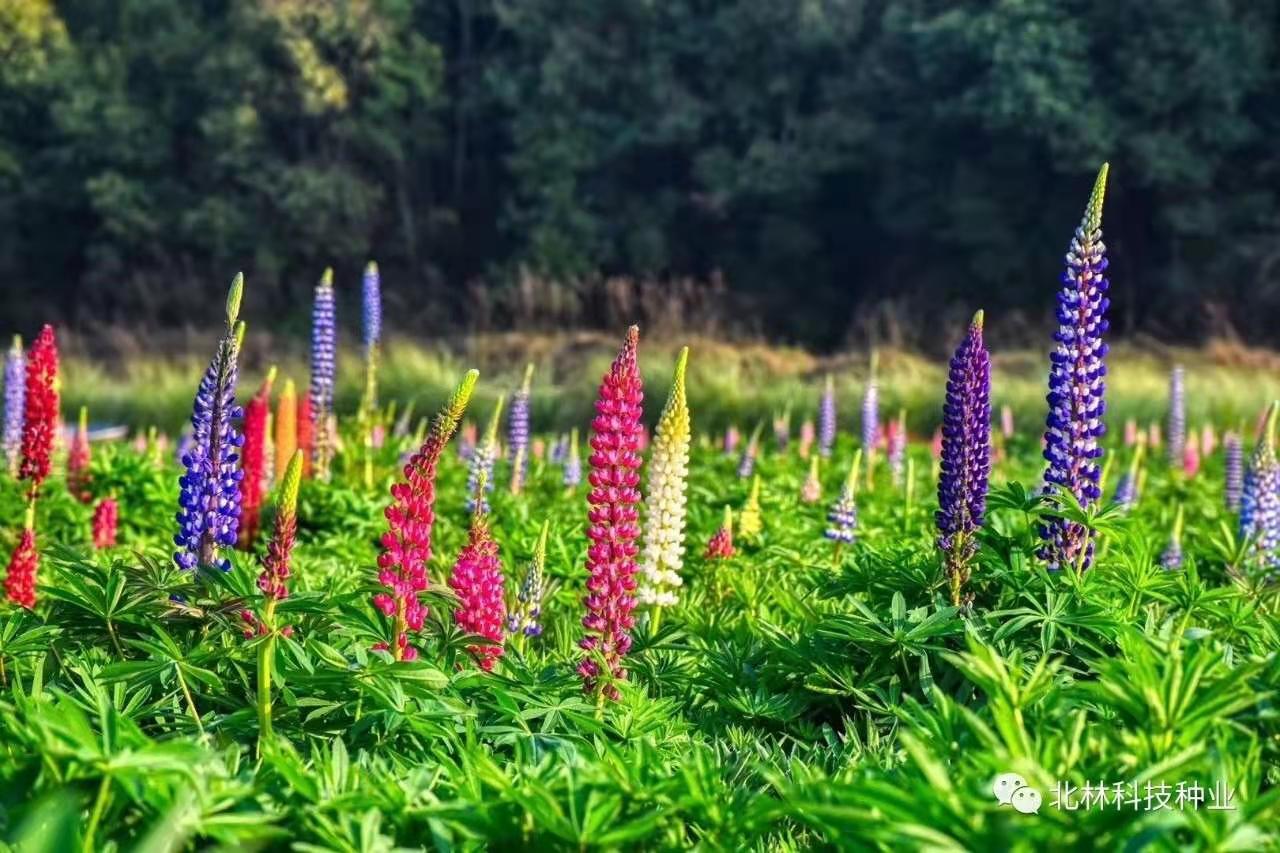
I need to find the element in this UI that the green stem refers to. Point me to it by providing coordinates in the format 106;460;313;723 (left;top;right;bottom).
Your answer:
82;774;111;852
175;666;204;736
650;607;663;636
257;632;275;754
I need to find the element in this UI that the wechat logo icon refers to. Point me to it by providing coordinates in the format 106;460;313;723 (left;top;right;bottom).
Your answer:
993;772;1042;815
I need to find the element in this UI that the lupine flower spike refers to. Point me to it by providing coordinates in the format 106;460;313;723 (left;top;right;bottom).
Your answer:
3;505;38;609
91;498;118;550
799;419;815;459
774;405;791;452
638;347;692;611
1201;423;1217;457
723;425;740;456
1124;418;1138;447
800;455;822;503
466;394;504;513
253;449;303;745
888;409;907;486
1240;402;1280;566
373;369;478;662
297;395;314;478
564;427;582;492
275;379;298;481
737;422;763;479
862;353;880;486
67;406;92;503
826;449;862;546
508;363;534;494
308;268;337;481
1224;431;1244;512
1001;405;1015;440
1183;434;1201;478
449;468;508;671
174;276;246;573
704;505;735;560
1160;505;1185;570
239;367;276;549
359;261;383;489
1167;366;1185;467
935;311;992;607
1113;437;1145;512
579;326;644;703
738;474;764;544
1040;163;1111;572
509;520;549;646
3;336;24;475
818;375;836;458
19;325;59;499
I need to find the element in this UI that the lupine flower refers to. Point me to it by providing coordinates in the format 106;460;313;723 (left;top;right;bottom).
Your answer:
19;325;59;496
638;347;691;609
1241;403;1280;565
1225;432;1244;512
275;379;298;481
359;262;383;488
800;454;822;503
704;506;735;560
466;395;504;514
238;369;275;549
3;506;37;609
578;326;644;702
258;450;303;603
798;419;815;459
458;419;477;459
1183;433;1201;478
1124;418;1138;447
549;432;567;465
1167;366;1185;467
373;370;478;662
825;449;862;544
936;311;991;606
887;409;907;486
3;336;24;475
1160;505;1185;570
508;520;549;638
737;422;763;479
448;488;507;672
862;356;880;467
174;276;246;573
362;260;382;350
563;427;582;491
508;363;534;494
1001;405;1015;440
532;438;545;461
818;375;836;458
1201;423;1217;457
723;425;740;456
91;497;118;550
1040;164;1111;572
773;406;791;452
739;474;764;543
308;268;337;480
637;423;650;453
1113;438;1145;512
67;406;92;503
1148;422;1162;450
930;427;943;460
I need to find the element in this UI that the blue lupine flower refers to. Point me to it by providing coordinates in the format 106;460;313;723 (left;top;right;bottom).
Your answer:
825;450;862;544
1040;164;1111;572
3;336;24;475
1243;404;1280;565
508;364;533;492
563;427;582;489
507;521;548;638
174;275;246;573
1225;431;1244;513
467;395;503;513
1167;366;1185;467
309;268;337;477
1113;440;1145;512
862;358;879;455
818;376;836;458
362;261;382;350
935;311;991;606
737;423;763;479
1160;505;1185;570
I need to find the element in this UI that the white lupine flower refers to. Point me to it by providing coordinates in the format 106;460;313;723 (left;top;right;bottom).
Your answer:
638;348;692;609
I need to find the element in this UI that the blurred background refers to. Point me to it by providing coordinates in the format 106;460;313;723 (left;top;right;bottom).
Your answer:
1;0;1278;355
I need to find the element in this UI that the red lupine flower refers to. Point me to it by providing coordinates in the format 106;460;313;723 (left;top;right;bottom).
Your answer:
258;450;303;603
91;498;118;549
578;326;644;702
19;325;59;496
297;395;314;479
67;406;92;503
238;369;275;548
448;511;507;671
373;370;478;661
4;506;38;609
704;506;735;560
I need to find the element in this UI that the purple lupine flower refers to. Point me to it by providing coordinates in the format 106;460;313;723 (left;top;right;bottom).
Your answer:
508;521;549;638
3;336;24;475
861;359;879;456
723;425;740;456
309;268;337;478
818;375;836;458
1160;506;1185;570
825;450;862;544
508;364;533;493
174;275;246;573
888;410;907;486
1113;440;1145;512
563;427;582;490
737;423;763;479
773;406;791;452
362;261;382;349
549;433;567;465
467;395;504;514
1167;366;1185;467
1242;404;1280;565
935;312;991;606
1225;431;1243;513
1040;164;1111;572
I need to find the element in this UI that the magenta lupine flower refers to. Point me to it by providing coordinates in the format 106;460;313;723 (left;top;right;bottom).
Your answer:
578;326;644;702
1040;164;1111;572
935;312;991;606
373;370;478;661
448;502;507;672
1167;366;1185;467
818;375;836;458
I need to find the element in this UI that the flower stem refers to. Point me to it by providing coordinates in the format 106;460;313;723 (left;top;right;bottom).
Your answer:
82;774;111;852
175;666;204;736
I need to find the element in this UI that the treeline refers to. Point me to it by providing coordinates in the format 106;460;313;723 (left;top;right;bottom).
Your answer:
2;0;1278;349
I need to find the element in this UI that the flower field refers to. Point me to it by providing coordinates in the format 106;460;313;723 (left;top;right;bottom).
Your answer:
1;168;1279;851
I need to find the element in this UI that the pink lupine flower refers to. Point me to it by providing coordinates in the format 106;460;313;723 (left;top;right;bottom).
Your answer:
91;498;118;549
448;507;506;671
1183;434;1201;477
578;326;644;702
